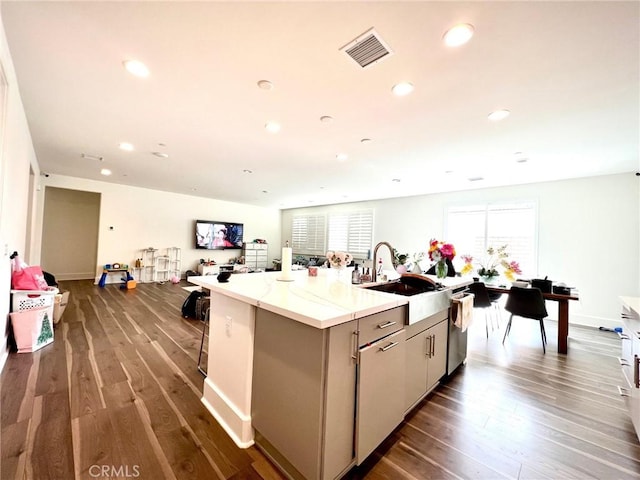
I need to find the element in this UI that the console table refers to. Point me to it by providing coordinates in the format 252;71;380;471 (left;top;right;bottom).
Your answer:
486;286;579;354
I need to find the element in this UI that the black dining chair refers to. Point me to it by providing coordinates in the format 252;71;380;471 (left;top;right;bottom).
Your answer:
467;281;502;338
503;286;549;353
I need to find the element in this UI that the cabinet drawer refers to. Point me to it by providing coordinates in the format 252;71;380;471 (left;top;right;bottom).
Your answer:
244;243;268;251
358;307;406;346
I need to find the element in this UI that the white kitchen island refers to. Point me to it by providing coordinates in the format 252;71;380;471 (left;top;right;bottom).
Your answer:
189;269;469;480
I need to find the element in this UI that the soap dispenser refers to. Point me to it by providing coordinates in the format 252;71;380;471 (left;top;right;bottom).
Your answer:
351;263;361;284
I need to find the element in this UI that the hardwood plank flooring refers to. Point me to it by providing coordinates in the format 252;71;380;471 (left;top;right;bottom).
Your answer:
1;280;638;479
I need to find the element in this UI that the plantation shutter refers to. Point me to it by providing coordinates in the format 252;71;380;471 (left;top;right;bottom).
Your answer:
327;210;374;259
291;214;326;255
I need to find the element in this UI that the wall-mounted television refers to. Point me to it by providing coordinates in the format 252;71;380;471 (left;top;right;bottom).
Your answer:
195;220;244;250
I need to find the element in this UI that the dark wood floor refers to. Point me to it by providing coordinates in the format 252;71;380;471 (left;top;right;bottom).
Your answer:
2;280;638;479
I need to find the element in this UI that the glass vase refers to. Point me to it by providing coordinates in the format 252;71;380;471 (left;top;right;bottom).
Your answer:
435;260;448;279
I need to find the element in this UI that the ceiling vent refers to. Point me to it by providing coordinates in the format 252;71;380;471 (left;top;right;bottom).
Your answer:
340;28;393;69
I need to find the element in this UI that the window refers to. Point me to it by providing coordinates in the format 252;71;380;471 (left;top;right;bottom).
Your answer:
291;209;374;259
446;202;537;276
327;210;374;259
291;214;326;255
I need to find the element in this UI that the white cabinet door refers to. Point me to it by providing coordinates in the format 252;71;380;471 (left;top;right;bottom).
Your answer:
356;328;406;464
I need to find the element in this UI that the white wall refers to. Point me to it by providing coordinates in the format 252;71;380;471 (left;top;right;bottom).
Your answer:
282;173;640;329
0;8;40;371
35;175;282;280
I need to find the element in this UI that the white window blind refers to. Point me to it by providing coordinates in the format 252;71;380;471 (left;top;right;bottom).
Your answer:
291;214;326;255
327;210;374;259
446;202;537;276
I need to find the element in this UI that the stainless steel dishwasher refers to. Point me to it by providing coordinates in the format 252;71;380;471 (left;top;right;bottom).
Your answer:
447;288;470;376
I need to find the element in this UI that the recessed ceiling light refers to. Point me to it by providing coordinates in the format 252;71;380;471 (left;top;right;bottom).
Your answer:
392;82;414;96
468;176;484;182
336;153;348;161
262;190;269;194
320;115;334;123
123;59;149;78
360;138;372;144
392;178;401;182
257;80;273;90
100;168;112;176
243;169;253;174
443;23;475;47
265;122;281;133
152;152;169;158
119;142;134;151
488;109;510;121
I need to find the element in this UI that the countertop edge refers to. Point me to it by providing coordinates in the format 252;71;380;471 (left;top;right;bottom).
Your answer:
188;271;468;329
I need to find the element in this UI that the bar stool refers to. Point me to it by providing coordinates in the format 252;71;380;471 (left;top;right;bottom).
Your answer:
197;307;210;376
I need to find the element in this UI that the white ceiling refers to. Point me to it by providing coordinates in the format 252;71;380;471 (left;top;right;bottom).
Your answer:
2;1;638;209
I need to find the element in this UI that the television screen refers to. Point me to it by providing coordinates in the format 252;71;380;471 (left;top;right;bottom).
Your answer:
195;220;244;250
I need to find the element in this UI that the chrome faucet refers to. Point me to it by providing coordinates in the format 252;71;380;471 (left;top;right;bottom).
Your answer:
372;241;394;283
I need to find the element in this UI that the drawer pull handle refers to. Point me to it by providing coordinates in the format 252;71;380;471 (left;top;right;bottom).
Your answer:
618;386;630;397
635;355;639;389
380;341;399;352
377;321;397;329
618;357;630;367
351;331;358;362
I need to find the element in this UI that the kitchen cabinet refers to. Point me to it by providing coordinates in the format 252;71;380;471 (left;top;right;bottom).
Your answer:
252;305;407;480
252;309;358;480
356;328;405;463
619;297;640;441
404;308;449;412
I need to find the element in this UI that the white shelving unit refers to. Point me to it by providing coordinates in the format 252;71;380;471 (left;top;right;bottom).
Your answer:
137;248;157;283
167;247;181;279
155;254;171;283
133;247;181;283
243;242;268;270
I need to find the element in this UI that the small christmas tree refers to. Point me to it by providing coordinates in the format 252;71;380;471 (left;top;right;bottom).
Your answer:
37;312;53;345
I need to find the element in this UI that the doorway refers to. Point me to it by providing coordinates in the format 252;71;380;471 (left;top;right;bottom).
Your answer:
41;187;100;280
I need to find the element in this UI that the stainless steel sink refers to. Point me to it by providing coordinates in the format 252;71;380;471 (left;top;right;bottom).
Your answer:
363;281;429;296
362;277;452;324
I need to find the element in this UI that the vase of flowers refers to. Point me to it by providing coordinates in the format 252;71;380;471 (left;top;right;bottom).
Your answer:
393;249;409;274
326;251;352;271
428;239;456;280
460;245;521;282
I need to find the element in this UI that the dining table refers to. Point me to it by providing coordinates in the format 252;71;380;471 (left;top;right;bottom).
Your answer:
485;285;580;354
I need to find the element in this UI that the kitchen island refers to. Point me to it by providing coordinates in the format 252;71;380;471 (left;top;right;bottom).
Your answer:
189;269;470;479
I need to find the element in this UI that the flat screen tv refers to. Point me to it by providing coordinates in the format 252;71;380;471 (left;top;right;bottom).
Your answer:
195;220;244;250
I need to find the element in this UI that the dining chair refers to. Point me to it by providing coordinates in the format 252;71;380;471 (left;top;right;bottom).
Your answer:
467;281;502;338
503;286;549;353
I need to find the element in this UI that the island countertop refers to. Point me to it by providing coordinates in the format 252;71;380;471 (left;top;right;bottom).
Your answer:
188;269;471;329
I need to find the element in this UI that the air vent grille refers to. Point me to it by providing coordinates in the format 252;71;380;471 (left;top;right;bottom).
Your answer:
340;28;393;69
